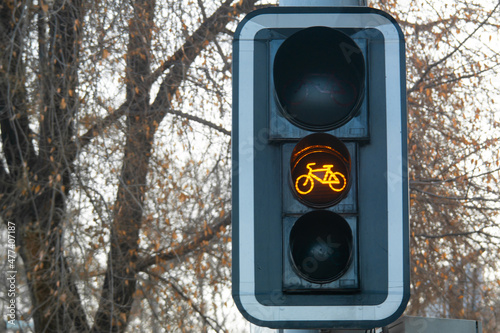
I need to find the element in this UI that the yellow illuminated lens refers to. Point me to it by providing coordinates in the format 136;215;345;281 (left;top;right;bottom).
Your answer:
290;134;351;208
295;162;347;195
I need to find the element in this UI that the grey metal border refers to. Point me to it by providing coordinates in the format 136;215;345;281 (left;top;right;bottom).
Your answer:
233;8;407;326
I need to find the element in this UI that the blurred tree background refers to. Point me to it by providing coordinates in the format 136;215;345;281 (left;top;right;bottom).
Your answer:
394;1;500;331
0;0;499;332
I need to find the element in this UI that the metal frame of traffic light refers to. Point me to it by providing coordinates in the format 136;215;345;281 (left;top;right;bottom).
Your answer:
232;6;409;330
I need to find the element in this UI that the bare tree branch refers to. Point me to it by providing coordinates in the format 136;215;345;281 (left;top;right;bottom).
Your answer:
408;1;500;93
137;214;231;271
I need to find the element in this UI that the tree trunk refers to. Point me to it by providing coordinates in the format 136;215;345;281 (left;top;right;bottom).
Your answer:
1;1;88;332
92;1;156;331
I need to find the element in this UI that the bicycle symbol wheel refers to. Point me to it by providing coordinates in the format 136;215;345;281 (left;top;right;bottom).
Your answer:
328;172;347;192
295;174;314;195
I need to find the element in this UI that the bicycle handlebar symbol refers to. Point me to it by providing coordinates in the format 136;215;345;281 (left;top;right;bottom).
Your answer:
295;163;347;195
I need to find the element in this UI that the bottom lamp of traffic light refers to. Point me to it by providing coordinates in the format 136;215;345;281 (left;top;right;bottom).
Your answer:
289;210;353;284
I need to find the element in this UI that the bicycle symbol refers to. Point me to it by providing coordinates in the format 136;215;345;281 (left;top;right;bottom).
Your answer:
295;163;347;195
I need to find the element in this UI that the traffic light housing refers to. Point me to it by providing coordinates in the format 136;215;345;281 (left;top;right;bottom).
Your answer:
232;6;409;330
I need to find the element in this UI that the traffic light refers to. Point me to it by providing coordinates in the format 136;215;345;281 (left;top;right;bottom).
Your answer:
232;6;409;330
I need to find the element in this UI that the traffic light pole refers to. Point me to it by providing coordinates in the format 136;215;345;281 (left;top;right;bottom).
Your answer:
279;326;372;332
280;0;366;6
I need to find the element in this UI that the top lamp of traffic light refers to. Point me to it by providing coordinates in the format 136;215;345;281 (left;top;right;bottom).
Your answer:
290;133;351;208
274;26;365;131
